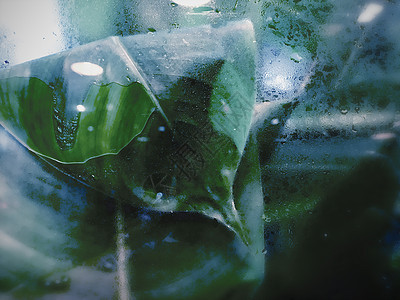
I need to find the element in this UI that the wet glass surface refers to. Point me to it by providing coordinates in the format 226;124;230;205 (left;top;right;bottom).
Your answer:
0;0;399;299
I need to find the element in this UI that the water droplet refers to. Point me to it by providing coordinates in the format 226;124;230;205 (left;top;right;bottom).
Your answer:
126;76;131;82
340;109;348;115
271;118;280;125
137;137;149;142
88;126;94;132
262;248;268;255
76;104;86;112
158;126;166;132
171;2;178;7
53;112;79;150
156;192;163;201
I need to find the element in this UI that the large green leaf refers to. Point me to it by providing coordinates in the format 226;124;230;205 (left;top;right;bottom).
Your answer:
0;125;258;299
0;20;259;248
0;78;155;163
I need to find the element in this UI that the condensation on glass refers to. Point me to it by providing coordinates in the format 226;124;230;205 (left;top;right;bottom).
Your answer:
0;0;399;299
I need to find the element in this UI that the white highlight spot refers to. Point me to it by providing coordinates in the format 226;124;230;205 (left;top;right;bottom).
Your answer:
371;132;396;140
158;126;166;132
87;126;94;132
265;74;293;91
172;0;211;7
271;118;280;125
71;62;104;76
76;105;86;112
357;3;383;23
291;53;303;62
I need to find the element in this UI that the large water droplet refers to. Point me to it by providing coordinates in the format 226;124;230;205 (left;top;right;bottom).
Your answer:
76;104;86;112
271;118;280;125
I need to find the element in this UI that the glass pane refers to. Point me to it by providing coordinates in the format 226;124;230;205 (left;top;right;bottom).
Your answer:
1;0;399;299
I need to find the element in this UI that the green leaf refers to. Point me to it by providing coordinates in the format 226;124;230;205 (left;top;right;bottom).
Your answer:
0;77;156;163
0;20;259;250
0;126;258;299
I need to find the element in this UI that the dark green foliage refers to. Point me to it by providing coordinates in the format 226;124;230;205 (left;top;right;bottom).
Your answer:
258;156;400;299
